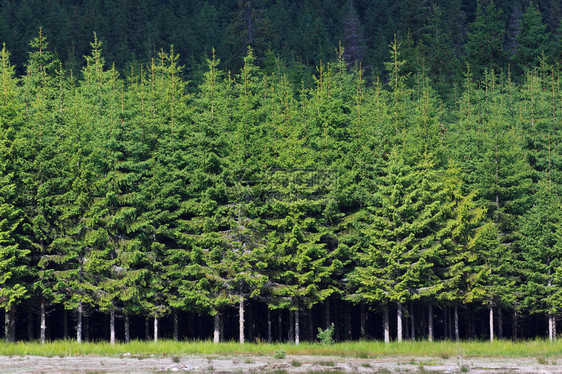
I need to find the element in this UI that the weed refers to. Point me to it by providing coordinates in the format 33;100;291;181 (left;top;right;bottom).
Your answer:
291;359;302;367
316;360;335;367
172;355;180;363
361;362;371;368
537;357;548;365
317;323;335;345
439;353;450;359
273;349;286;359
244;358;254;364
460;365;469;372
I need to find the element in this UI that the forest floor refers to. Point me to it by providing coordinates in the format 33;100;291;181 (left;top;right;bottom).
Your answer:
1;353;562;373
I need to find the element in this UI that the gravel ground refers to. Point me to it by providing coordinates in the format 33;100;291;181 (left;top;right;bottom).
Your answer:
1;354;562;373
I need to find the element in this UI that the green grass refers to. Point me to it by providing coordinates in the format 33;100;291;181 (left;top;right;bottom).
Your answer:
1;339;562;358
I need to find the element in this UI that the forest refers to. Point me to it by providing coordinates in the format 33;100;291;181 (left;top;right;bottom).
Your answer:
0;0;561;345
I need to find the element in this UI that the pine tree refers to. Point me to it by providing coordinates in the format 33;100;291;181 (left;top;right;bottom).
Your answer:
517;1;550;71
0;44;29;342
466;0;506;75
517;180;562;341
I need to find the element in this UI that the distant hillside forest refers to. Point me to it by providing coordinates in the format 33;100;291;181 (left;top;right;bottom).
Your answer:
1;0;561;88
0;0;561;344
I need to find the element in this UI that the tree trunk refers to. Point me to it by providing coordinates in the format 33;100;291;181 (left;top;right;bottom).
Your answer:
5;308;13;343
124;315;130;344
469;309;476;339
84;316;89;342
444;306;449;340
173;312;179;341
549;313;556;341
247;302;253;342
295;310;300;345
512;311;518;341
277;311;282;342
428;304;434;342
489;304;494;342
213;313;220;344
344;303;352;340
498;307;503;339
308;312;314;341
76;303;83;344
288;310;294;343
454;301;459;342
267;309;272;343
63;309;68;340
145;318;150;340
220;313;224;342
325;300;330;329
397;302;403;342
239;298;245;344
109;309;115;345
410;303;415;340
360;304;367;339
383;304;390;343
154;316;159;342
27;306;33;341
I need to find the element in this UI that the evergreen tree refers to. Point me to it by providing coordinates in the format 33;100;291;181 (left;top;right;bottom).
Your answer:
517;1;550;71
466;1;506;75
517;180;562;341
0;44;29;342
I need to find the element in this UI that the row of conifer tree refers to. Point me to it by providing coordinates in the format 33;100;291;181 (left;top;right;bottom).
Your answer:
0;30;561;344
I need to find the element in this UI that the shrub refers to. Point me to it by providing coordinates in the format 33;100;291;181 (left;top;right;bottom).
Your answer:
317;323;335;345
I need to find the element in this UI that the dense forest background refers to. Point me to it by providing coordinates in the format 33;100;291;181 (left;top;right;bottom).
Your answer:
0;0;561;345
1;0;562;89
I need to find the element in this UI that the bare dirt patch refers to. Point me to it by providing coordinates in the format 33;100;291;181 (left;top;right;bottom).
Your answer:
1;354;561;373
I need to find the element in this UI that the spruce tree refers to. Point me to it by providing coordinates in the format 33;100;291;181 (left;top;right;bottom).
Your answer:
0;45;29;342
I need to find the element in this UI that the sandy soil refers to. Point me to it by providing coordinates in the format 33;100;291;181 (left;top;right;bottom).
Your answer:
1;354;562;373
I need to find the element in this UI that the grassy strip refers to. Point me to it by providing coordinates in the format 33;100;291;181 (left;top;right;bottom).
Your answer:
0;339;561;358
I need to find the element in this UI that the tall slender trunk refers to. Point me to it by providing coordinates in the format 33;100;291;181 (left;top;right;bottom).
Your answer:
213;313;220;344
308;312;314;341
76;303;83;344
124;315;130;343
549;313;556;341
267;309;272;343
154;317;158;342
5;308;13;342
397;302;403;342
383;304;390;343
145;318;150;340
325;300;330;329
512;311;518;341
27;306;33;341
277;311;282;342
288;310;294;343
63;309;68;339
110;309;116;345
84;316;89;342
239;298;245;344
410;303;415;340
344;303;352;340
173;312;179;341
428;304;434;342
247;302;253;341
219;313;224;341
454;301;459;342
498;308;503;339
444;306;449;340
295;310;300;345
360;304;367;339
489;304;494;342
